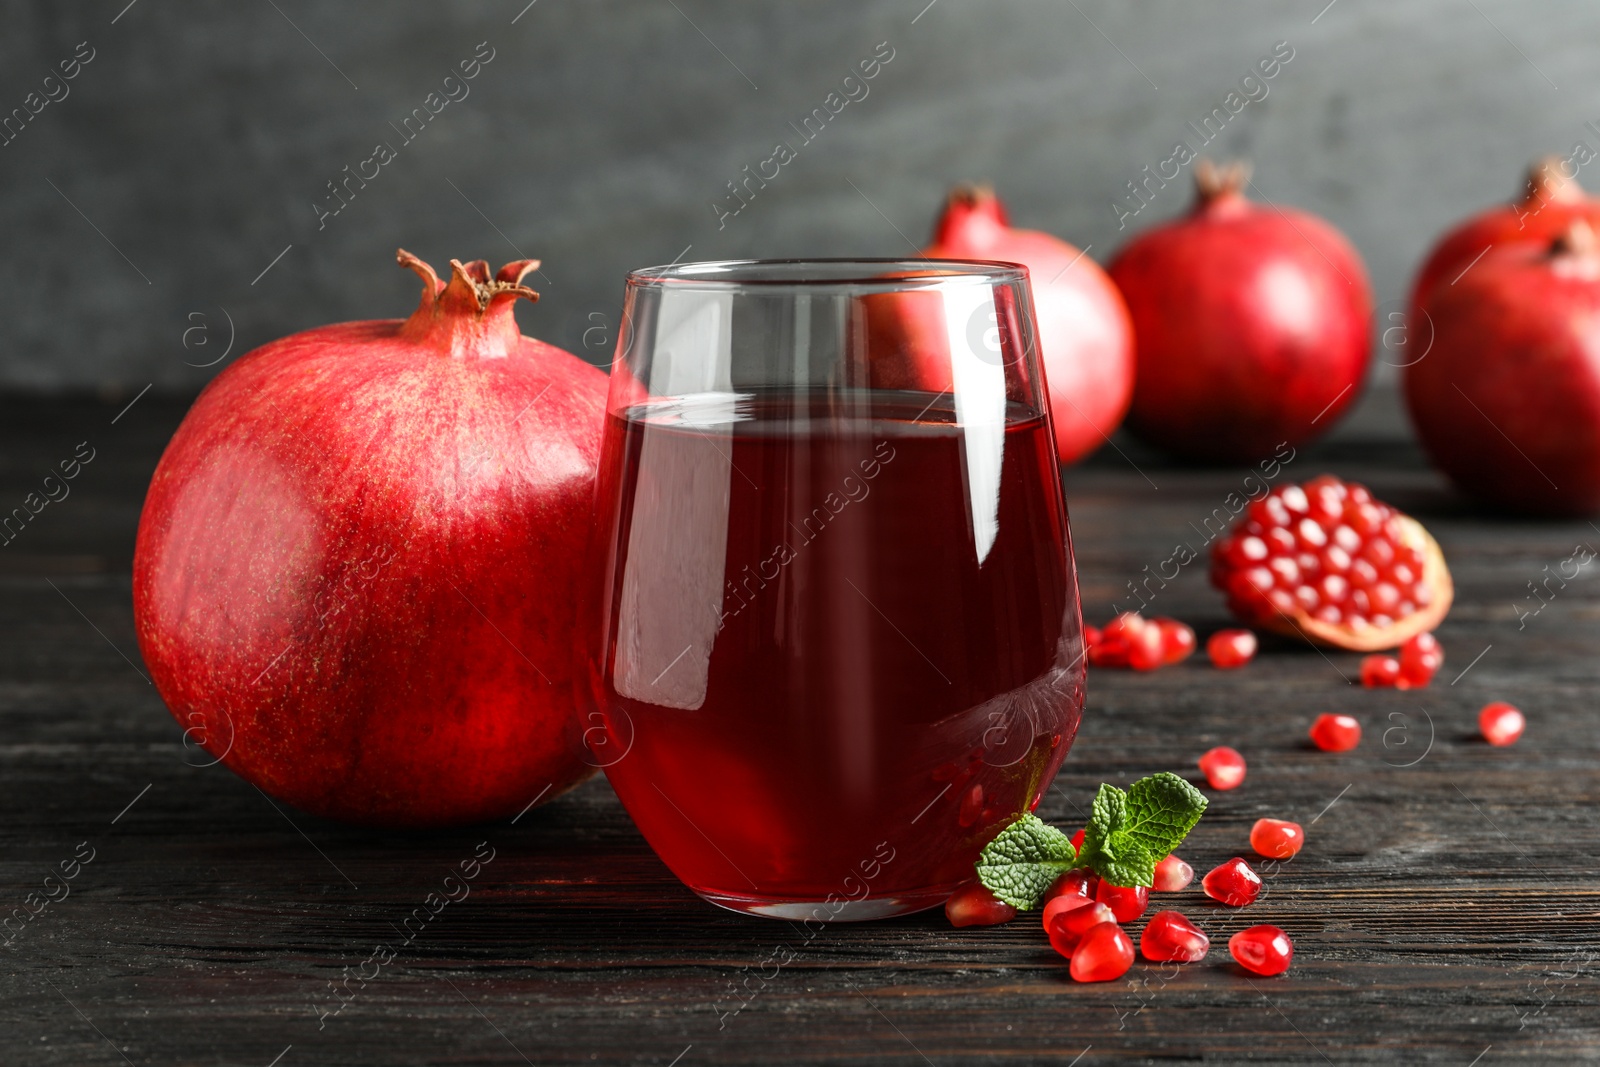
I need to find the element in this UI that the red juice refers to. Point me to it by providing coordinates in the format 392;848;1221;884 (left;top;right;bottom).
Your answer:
589;390;1085;918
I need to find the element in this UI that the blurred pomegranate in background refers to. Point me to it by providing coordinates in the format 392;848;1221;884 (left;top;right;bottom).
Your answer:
869;184;1135;465
134;251;607;826
1409;155;1600;318
1109;161;1372;463
1407;220;1600;515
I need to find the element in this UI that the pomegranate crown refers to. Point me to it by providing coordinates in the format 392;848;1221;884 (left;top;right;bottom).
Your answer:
1193;159;1252;214
933;182;1010;247
397;249;540;360
1522;154;1586;207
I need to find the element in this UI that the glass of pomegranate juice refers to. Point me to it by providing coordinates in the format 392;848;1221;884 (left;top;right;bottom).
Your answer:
588;259;1086;920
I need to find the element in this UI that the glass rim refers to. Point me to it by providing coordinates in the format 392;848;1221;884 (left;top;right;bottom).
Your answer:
625;257;1030;291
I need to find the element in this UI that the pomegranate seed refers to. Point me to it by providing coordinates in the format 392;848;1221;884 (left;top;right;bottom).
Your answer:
1095;881;1151;923
1314;497;1344;525
1198;746;1247;790
1250;818;1305;860
1360;654;1401;688
1154;617;1197;665
1043;868;1097;906
1084;625;1101;648
1140;910;1210;963
1126;619;1166;671
1089;614;1135;667
1295;517;1328;549
1101;612;1137;639
1207;629;1258;669
1153;854;1194;892
1230;566;1271;603
1479;701;1525;747
1046;900;1116;956
1309;713;1361;752
1397;631;1444;688
1371;581;1401;614
1088;639;1127;668
1347;501;1381;535
1363;538;1395;568
945;882;1016;927
1305;472;1345;492
1069;922;1136;982
1042;891;1095;934
958;783;984;827
1071;828;1086;853
1202;857;1263;907
1236;535;1269;563
1229;925;1294;976
1256;496;1291;527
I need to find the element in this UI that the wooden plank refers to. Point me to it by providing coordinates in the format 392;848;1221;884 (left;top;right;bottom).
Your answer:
0;396;1596;1064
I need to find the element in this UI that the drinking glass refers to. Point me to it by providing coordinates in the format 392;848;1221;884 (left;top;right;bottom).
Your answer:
587;259;1085;920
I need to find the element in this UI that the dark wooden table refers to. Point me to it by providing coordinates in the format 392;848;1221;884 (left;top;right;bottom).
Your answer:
3;393;1596;1066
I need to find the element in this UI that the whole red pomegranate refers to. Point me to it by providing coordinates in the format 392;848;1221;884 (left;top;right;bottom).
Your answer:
1407;221;1600;515
1410;156;1600;315
868;184;1135;464
1109;161;1373;463
134;251;607;826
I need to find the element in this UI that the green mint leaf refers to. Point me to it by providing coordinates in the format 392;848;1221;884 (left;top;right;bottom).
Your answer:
1080;782;1125;857
974;813;1076;910
1092;842;1158;889
1119;772;1209;859
1074;783;1158;888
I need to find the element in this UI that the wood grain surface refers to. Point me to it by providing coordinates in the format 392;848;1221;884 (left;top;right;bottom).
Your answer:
1;395;1596;1065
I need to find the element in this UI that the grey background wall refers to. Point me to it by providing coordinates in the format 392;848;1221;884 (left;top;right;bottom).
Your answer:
5;0;1598;436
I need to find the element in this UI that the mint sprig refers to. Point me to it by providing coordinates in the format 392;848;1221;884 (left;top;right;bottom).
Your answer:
974;772;1208;910
1076;783;1157;889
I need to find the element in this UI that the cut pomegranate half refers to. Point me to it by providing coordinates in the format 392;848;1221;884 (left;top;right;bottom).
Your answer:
1210;476;1453;651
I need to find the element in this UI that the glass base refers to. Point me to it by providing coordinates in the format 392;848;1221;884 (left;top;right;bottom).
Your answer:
696;887;953;922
